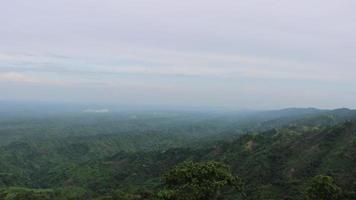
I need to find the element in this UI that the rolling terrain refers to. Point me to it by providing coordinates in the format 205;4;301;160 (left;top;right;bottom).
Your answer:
0;107;355;199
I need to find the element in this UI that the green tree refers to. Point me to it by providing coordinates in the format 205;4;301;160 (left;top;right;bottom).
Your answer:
158;161;245;200
307;175;343;200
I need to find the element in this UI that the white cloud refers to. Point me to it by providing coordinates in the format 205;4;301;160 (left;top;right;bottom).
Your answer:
1;0;356;107
0;49;353;85
0;72;37;83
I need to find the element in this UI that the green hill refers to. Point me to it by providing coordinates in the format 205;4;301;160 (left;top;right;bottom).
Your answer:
0;108;355;199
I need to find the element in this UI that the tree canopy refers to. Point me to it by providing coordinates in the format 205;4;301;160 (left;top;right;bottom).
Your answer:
158;161;245;200
307;175;343;200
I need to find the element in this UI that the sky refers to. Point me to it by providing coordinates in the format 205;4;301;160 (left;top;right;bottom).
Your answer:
0;0;356;109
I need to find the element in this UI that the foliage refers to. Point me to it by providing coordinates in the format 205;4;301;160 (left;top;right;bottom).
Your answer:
306;175;342;200
0;109;356;199
158;161;245;200
0;187;54;200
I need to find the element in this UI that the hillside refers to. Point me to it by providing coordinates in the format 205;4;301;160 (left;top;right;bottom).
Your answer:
52;121;354;200
0;108;355;199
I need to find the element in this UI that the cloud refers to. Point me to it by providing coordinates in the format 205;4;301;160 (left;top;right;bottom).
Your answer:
0;72;71;86
0;49;353;85
1;0;356;108
0;72;36;83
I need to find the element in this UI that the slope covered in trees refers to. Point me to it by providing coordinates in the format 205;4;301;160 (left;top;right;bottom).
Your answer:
0;108;355;199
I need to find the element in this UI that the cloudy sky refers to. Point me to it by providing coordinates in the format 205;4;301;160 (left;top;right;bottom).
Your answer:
1;0;356;109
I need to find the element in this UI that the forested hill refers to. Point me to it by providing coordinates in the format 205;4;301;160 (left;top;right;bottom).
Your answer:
58;121;356;200
0;108;355;199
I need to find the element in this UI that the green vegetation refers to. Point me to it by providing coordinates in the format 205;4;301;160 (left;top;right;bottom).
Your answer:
0;108;355;199
307;175;342;200
158;161;245;200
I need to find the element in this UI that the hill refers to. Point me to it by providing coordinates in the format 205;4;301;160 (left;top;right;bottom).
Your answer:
0;108;356;199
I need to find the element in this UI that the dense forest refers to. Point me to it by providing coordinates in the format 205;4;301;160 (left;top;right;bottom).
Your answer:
0;107;355;199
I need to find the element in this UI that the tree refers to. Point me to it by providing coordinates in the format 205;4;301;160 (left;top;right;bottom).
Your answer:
306;175;343;200
158;161;245;200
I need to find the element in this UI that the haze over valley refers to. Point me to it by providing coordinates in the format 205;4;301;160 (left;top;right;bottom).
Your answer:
1;0;356;199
